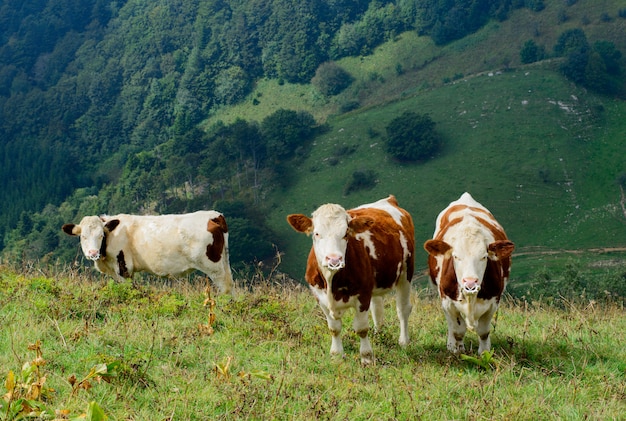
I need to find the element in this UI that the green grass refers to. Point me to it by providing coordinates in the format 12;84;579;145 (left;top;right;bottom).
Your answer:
1;265;625;420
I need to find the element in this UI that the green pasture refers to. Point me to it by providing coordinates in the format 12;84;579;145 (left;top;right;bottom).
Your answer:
0;266;625;420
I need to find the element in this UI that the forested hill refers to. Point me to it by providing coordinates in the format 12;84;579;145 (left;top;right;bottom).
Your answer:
0;0;625;271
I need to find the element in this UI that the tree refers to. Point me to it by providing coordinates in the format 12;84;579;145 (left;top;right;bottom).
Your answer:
594;40;622;75
311;61;354;96
385;112;442;162
262;109;316;160
520;39;545;64
554;28;589;57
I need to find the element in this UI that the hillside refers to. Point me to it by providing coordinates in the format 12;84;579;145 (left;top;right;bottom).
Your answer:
265;65;626;281
0;0;625;293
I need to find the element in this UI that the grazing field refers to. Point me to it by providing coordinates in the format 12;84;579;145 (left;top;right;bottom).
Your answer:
1;264;625;420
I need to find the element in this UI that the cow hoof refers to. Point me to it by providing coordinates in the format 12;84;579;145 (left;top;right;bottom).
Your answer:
360;353;375;365
448;343;465;355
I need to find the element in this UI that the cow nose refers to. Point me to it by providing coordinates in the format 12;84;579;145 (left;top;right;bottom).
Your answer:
462;277;480;293
325;254;345;270
86;249;100;260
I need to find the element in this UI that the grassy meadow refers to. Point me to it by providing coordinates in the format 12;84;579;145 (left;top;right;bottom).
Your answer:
1;264;625;420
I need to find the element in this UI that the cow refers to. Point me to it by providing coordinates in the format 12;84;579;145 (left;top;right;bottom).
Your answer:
423;192;514;355
287;195;414;365
62;211;234;294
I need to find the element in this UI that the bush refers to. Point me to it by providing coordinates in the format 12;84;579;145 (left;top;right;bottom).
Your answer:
385;112;442;162
344;169;377;195
311;62;354;96
554;28;589;57
520;40;546;64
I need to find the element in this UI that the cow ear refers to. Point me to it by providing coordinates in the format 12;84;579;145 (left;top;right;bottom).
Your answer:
62;223;79;236
287;214;313;234
104;219;121;232
424;239;452;256
348;216;374;235
488;240;515;259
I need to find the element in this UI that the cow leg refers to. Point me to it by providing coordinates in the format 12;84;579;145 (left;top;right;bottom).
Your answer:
395;277;412;346
317;302;344;357
476;305;497;355
370;296;384;331
199;262;234;295
353;309;374;365
443;300;466;354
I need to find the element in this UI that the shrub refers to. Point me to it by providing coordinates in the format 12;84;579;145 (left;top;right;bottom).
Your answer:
520;40;546;64
385;112;442;162
311;62;354;96
344;169;377;195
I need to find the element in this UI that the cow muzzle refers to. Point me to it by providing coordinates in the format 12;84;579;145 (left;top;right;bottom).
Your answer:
86;250;101;261
462;277;480;294
324;255;345;270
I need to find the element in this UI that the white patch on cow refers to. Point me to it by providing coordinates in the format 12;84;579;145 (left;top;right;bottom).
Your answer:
399;231;410;262
444;217;492;291
355;230;376;259
356;196;405;227
311;203;350;271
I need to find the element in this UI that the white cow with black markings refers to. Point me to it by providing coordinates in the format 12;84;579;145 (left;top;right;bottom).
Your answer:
62;211;234;294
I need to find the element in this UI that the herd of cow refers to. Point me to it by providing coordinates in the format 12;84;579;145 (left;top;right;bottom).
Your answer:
62;192;514;365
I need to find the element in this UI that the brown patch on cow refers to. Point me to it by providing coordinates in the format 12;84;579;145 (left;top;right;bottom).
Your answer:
206;216;226;263
434;216;464;240
386;194;399;207
438;256;459;301
99;232;107;259
208;214;228;233
117;251;130;278
347;216;374;235
478;258;506;300
347;207;415;290
356;329;369;338
427;255;440;286
104;219;120;232
480;333;490;341
477;241;514;300
438;205;492;229
475;215;507;241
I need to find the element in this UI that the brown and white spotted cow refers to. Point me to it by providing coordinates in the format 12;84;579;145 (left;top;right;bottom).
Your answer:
424;192;514;355
287;195;414;364
62;211;234;294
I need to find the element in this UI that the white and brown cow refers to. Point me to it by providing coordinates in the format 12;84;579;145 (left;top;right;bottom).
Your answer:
62;211;234;294
424;192;514;355
287;195;414;364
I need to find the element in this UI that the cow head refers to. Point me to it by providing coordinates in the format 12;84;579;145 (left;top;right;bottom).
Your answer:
62;216;120;261
287;204;373;272
424;236;514;295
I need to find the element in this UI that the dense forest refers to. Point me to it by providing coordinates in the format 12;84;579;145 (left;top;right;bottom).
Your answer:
0;0;624;268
